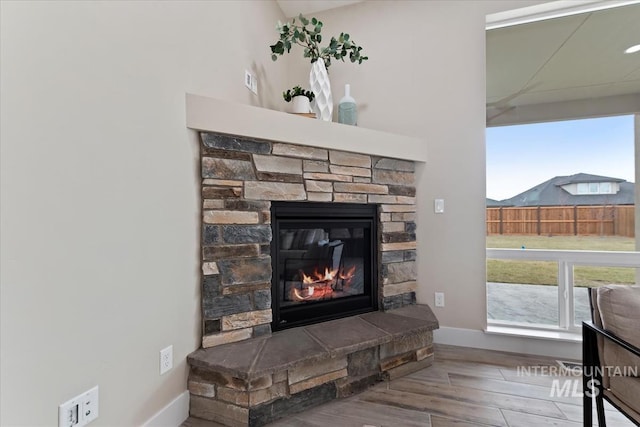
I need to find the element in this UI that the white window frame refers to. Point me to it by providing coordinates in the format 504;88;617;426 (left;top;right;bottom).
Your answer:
486;248;640;334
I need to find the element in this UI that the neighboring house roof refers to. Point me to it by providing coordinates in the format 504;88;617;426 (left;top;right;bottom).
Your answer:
554;172;625;186
497;173;635;207
486;198;511;207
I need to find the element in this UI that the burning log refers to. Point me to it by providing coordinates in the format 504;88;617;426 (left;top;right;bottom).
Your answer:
291;265;356;301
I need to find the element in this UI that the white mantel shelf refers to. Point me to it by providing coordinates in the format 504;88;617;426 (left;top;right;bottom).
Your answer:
185;94;427;163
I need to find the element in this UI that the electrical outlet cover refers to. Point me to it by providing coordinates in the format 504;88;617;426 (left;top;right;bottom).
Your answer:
82;386;99;425
160;345;173;375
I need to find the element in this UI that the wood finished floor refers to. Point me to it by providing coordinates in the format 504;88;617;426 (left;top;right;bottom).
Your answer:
183;344;636;427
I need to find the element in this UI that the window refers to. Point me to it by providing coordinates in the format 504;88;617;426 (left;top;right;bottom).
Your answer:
577;183;589;194
486;115;635;336
576;182;613;195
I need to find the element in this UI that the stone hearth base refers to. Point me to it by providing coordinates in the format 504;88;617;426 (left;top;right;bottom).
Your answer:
187;305;438;427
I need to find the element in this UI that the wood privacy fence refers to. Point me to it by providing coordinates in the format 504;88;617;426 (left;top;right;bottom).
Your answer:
487;205;635;237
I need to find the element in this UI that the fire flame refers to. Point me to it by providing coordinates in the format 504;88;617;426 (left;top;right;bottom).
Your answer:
292;286;322;300
302;267;339;285
339;265;356;281
292;265;356;301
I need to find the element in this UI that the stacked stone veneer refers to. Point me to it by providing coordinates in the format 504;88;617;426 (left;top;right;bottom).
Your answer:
199;131;418;348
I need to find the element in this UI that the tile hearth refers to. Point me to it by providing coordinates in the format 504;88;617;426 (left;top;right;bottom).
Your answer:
188;305;438;427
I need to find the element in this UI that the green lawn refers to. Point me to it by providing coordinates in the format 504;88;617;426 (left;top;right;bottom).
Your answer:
487;235;637;287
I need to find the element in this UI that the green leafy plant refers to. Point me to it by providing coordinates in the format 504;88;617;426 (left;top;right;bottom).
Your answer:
270;14;368;68
283;86;315;102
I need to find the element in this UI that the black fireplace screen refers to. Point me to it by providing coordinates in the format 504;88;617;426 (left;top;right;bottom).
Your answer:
271;202;378;330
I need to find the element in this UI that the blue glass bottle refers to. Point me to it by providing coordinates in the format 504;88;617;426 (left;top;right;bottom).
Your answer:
338;84;357;125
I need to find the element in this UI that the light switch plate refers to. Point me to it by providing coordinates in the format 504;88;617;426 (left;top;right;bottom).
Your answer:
434;199;445;214
244;70;258;95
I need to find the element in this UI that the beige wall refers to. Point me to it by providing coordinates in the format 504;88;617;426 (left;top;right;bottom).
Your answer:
0;1;287;425
295;0;544;329
0;0;546;425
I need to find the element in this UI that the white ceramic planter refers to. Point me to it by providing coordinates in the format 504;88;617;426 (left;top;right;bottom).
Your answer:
290;96;311;113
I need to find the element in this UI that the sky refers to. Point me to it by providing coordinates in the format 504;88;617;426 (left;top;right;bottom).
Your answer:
486;115;635;201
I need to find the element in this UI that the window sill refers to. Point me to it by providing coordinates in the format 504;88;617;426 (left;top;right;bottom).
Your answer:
485;324;582;343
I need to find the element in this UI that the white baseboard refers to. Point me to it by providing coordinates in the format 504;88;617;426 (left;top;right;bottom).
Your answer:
142;390;190;427
434;326;581;360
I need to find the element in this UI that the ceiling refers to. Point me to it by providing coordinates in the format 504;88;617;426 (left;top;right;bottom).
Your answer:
276;0;363;17
487;2;640;124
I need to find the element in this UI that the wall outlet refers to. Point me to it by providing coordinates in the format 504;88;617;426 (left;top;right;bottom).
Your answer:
160;345;173;375
59;386;99;427
435;292;445;307
434;199;445;214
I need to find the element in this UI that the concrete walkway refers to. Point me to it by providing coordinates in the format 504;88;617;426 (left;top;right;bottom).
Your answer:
487;282;591;326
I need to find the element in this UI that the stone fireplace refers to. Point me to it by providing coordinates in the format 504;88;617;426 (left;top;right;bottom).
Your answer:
185;95;437;427
198;131;419;348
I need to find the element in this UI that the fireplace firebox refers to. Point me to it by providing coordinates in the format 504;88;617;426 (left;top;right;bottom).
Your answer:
271;202;378;330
